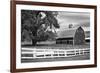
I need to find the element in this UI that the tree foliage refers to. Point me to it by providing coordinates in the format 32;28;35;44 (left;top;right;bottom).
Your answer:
21;10;60;45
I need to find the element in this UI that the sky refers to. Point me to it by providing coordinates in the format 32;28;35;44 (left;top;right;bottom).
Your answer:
56;11;90;31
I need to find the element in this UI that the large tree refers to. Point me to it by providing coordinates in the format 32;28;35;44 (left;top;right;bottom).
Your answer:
21;10;60;46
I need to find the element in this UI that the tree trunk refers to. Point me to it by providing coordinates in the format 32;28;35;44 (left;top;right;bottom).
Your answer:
32;39;37;46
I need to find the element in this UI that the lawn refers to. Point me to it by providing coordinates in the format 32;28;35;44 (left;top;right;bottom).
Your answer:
21;42;90;63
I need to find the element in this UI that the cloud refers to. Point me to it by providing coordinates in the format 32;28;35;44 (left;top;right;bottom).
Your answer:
56;11;90;31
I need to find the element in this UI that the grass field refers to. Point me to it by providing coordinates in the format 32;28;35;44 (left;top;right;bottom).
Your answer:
21;42;90;63
22;41;90;50
21;53;90;63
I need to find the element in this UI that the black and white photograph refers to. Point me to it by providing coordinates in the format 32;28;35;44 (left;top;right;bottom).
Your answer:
21;10;90;63
11;1;97;72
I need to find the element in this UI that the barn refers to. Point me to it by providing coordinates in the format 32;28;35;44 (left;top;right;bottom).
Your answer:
56;26;85;45
83;27;90;43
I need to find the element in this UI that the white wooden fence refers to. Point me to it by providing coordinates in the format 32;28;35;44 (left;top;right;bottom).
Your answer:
21;48;90;59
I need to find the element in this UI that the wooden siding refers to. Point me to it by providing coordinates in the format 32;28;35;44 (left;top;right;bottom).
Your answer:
56;26;85;45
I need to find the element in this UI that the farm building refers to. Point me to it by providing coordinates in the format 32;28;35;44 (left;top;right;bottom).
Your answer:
85;31;90;42
83;27;90;43
56;26;85;45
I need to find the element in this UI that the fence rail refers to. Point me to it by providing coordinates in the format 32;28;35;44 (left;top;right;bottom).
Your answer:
21;48;90;59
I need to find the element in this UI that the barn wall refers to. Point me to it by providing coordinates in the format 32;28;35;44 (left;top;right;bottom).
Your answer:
74;27;85;45
56;38;73;44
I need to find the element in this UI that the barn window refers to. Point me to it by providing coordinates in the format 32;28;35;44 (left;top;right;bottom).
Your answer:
67;40;73;44
69;40;73;44
67;41;69;44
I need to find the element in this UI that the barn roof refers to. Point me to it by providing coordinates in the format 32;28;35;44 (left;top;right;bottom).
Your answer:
56;27;79;39
56;26;90;39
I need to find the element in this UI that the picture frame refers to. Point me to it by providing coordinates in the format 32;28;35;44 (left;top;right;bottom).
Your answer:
10;0;97;73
